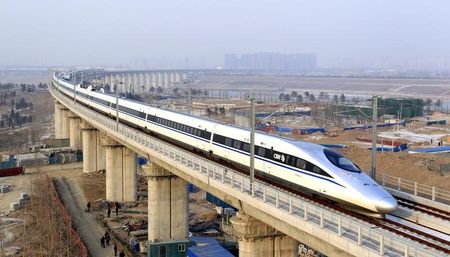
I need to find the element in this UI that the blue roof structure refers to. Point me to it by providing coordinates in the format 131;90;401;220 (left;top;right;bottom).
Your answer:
187;237;234;257
409;146;450;154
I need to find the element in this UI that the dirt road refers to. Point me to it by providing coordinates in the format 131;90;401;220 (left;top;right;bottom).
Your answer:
55;177;115;257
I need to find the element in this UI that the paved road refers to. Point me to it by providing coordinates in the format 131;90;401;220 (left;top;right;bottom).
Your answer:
55;177;116;257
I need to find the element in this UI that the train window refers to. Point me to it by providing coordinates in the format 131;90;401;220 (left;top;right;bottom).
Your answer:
312;166;322;174
257;147;266;157
204;131;212;140
213;134;226;144
233;140;242;149
242;143;250;152
139;112;146;119
323;149;360;173
305;162;331;177
289;156;298;166
225;138;233;147
285;155;292;165
296;159;306;169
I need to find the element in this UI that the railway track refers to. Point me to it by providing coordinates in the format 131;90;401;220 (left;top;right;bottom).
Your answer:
378;217;450;254
395;196;450;221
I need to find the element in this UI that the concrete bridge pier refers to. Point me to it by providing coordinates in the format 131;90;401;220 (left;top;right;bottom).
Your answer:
157;73;162;88
164;72;169;88
60;107;70;139
96;131;106;171
81;121;98;173
145;73;150;90
103;137;137;202
152;73;157;87
142;163;188;242
68;113;81;148
54;101;63;138
231;212;298;257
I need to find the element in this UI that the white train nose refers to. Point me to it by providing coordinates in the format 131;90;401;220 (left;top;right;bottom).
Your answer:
375;197;398;213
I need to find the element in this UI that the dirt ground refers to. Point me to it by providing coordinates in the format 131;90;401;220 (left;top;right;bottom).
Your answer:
194;74;450;99
0;163;122;257
54;176;117;257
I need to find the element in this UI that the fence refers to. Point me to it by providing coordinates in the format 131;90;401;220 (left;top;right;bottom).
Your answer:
51;78;444;257
47;175;88;257
380;173;450;205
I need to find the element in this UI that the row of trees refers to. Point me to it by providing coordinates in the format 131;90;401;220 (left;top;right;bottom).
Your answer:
171;87;209;97
279;91;348;104
0;91;16;105
0;109;32;128
15;97;33;110
0;82;14;90
424;98;442;111
206;106;226;116
19;83;47;93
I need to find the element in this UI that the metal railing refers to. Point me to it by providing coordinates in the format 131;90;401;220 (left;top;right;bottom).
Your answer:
380;173;450;205
50;80;444;257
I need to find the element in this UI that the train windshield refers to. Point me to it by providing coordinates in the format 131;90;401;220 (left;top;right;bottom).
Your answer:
323;149;360;173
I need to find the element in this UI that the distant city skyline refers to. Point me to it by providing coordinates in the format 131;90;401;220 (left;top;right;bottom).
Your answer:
224;52;317;71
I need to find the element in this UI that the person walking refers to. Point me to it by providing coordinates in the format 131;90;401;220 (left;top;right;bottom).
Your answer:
86;202;91;212
113;243;118;256
115;202;119;216
119;249;125;257
100;236;105;248
104;231;110;246
107;204;112;218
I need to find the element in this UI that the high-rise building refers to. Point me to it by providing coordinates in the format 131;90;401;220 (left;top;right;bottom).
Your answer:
224;52;317;71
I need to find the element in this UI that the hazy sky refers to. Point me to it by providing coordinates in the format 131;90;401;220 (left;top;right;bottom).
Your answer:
1;0;449;69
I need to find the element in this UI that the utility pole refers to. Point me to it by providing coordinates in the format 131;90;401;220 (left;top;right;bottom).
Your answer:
249;97;255;191
370;96;378;180
184;80;192;114
73;69;77;103
116;75;124;131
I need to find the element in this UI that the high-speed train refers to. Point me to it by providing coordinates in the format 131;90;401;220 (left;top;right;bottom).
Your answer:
54;72;397;214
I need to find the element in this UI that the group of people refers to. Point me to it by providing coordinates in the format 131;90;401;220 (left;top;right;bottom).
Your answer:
85;201;125;256
86;201;120;217
100;231;125;256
